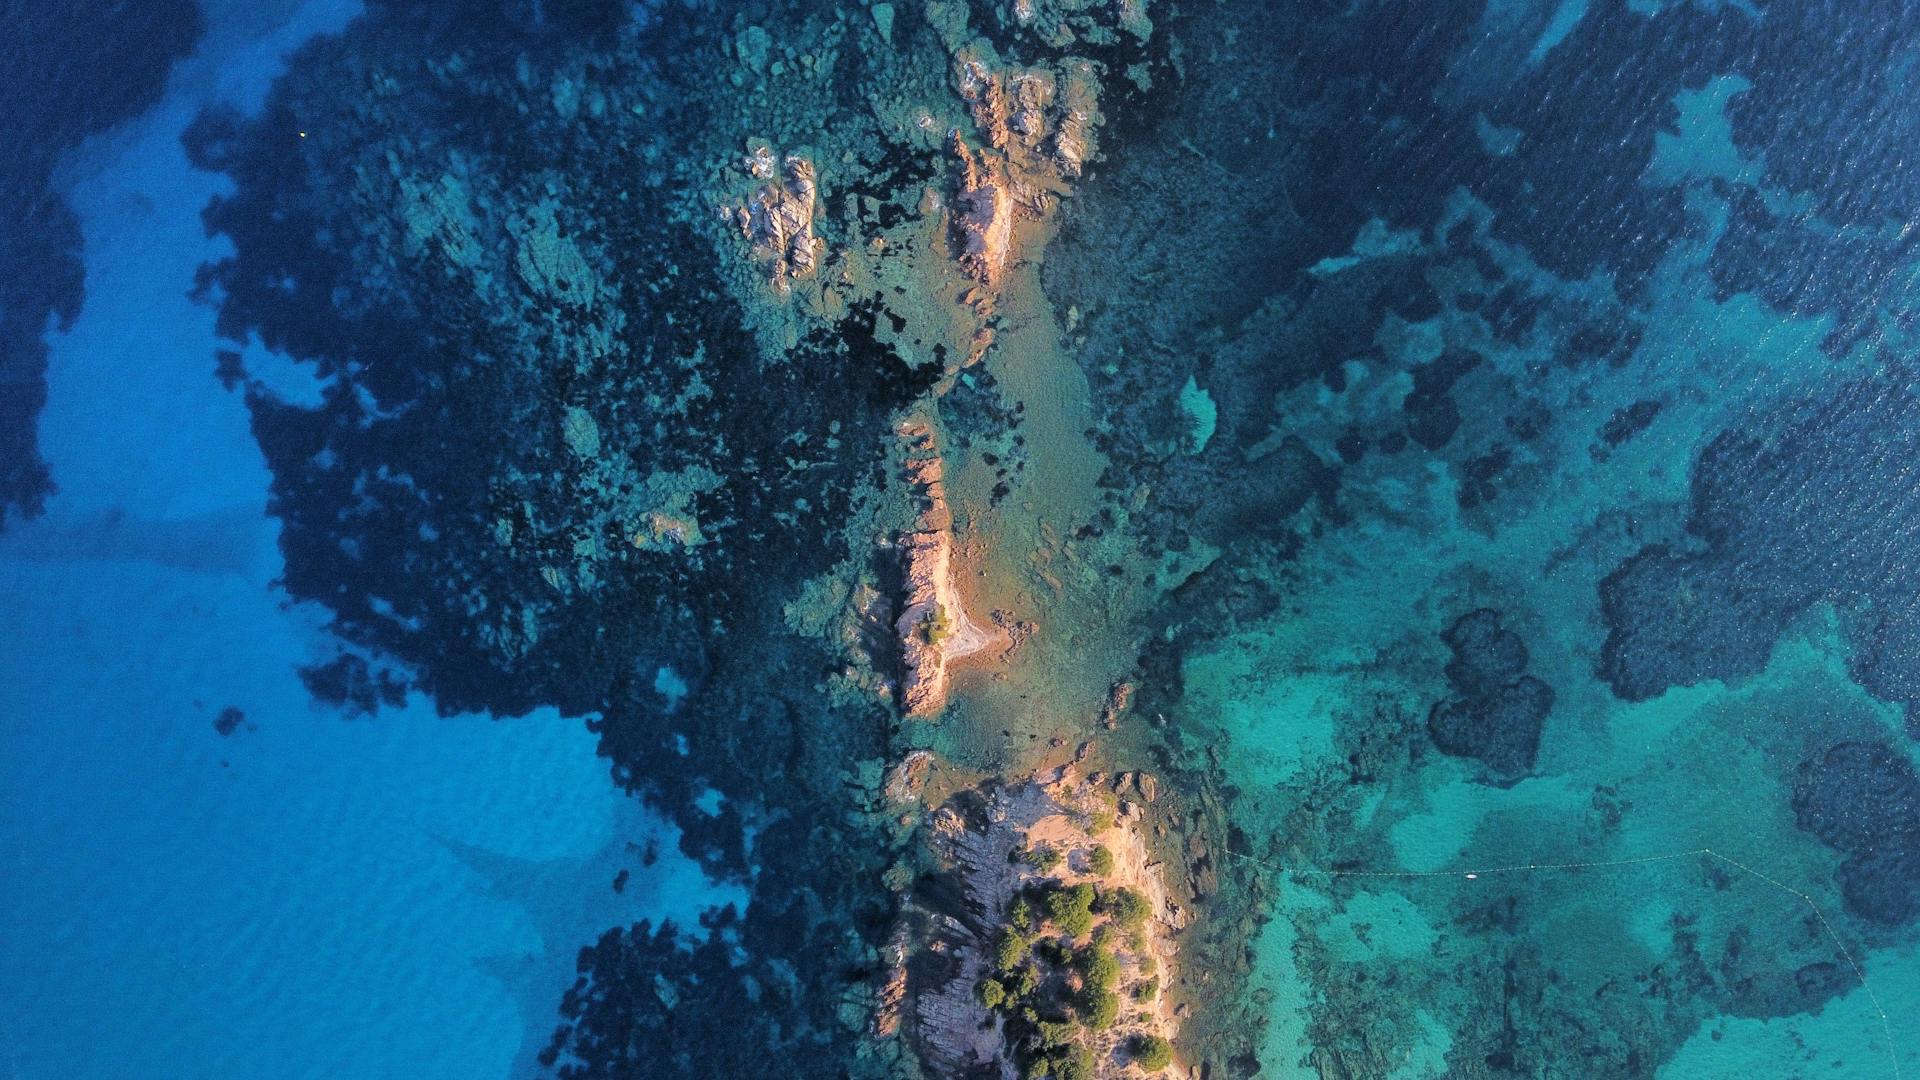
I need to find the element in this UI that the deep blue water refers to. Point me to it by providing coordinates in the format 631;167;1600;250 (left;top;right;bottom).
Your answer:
11;0;1920;1076
0;4;740;1076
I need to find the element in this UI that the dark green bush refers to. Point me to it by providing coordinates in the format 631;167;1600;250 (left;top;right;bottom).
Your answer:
1014;964;1040;997
1096;886;1149;930
1046;882;1097;938
1010;896;1034;932
994;928;1029;971
1079;990;1119;1030
1051;1046;1095;1080
1087;845;1115;876
1130;1034;1174;1071
1078;944;1119;994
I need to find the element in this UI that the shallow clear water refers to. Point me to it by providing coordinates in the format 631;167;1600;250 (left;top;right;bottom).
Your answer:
8;1;1920;1077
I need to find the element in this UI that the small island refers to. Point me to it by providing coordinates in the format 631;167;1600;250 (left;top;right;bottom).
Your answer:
896;421;996;716
884;764;1184;1078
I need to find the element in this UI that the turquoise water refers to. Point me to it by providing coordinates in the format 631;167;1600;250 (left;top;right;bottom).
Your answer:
10;0;1920;1076
1174;41;1920;1075
0;6;739;1076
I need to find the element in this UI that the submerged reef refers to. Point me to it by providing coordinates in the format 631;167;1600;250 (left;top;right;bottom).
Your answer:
1601;373;1920;723
0;0;204;525
1791;741;1920;926
1427;609;1553;780
1034;0;1920;1075
191;0;1177;1075
184;0;1920;1075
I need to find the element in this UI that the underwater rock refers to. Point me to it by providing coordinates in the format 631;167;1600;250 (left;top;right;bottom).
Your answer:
1599;398;1663;448
1402;349;1481;452
1791;740;1920;925
1427;609;1553;778
212;706;249;737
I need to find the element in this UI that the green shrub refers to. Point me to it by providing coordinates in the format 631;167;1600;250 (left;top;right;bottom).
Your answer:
1010;896;1034;932
1089;807;1116;834
1026;844;1063;871
1013;964;1040;997
1052;1047;1095;1080
1046;883;1093;921
994;928;1029;971
1079;990;1119;1030
918;603;951;646
1034;1020;1077;1052
1130;1034;1174;1071
1059;908;1093;938
1133;977;1158;1001
1046;882;1097;938
978;978;1007;1009
1078;944;1120;994
1097;886;1150;930
1088;845;1115;876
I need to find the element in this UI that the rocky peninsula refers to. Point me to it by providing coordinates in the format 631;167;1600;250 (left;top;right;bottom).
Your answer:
896;421;996;716
880;764;1185;1079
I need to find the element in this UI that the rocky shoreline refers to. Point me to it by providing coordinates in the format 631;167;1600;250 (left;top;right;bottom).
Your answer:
878;763;1187;1079
896;421;999;716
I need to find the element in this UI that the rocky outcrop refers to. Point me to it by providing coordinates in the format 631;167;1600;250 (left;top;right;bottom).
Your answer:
726;142;820;294
902;767;1186;1078
884;748;935;804
896;422;994;715
939;31;1112;288
949;135;1019;285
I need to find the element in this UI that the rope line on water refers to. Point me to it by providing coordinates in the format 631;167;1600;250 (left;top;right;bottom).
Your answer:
1223;845;1904;1079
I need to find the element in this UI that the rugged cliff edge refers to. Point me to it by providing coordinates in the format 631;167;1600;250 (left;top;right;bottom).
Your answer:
879;764;1186;1078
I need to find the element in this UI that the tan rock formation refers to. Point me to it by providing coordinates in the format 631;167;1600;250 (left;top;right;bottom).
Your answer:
949;135;1018;286
884;748;935;804
896;422;993;715
726;143;821;293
